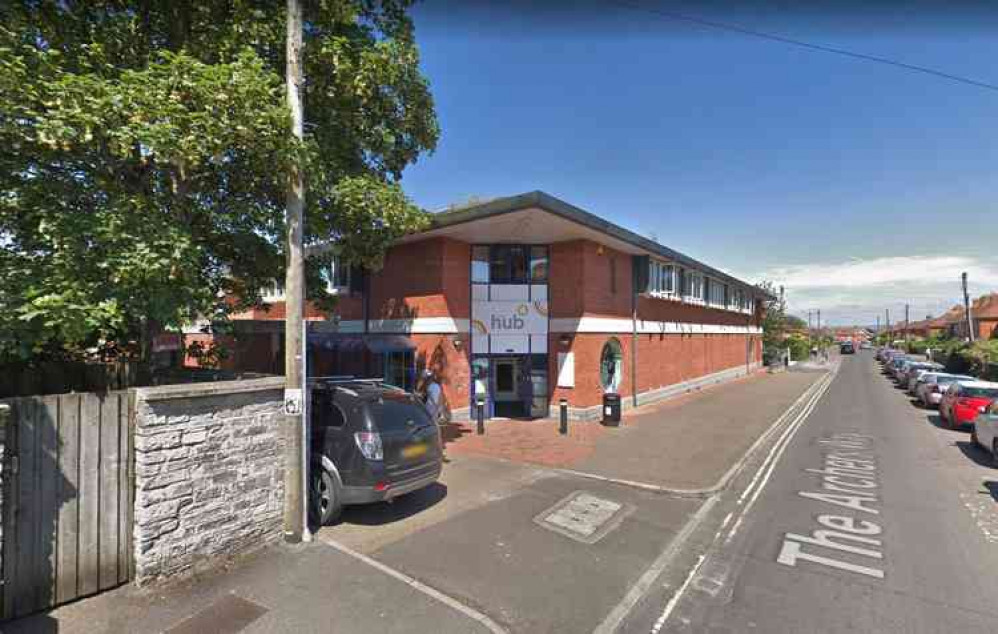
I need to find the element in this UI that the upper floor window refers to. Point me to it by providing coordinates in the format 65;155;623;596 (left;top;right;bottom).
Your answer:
472;245;549;285
707;278;727;307
684;270;704;302
261;255;350;302
647;260;676;297
323;257;352;292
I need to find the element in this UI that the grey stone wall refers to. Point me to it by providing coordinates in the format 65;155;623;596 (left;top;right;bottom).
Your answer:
132;378;286;584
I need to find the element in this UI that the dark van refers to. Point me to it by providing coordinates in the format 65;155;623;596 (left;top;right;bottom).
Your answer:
309;379;443;525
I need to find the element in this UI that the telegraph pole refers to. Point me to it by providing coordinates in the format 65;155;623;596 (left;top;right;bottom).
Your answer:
886;308;891;346
904;303;910;349
283;0;306;543
962;272;975;342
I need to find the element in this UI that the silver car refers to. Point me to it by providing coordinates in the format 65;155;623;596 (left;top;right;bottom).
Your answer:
972;400;998;459
906;363;944;394
916;373;975;407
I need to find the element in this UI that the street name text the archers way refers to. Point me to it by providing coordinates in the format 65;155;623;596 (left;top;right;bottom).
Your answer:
777;432;886;579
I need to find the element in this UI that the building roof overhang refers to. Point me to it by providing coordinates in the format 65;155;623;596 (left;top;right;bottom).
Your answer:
396;191;772;298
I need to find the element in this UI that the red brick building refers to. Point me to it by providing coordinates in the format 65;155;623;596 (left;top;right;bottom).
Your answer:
193;192;768;420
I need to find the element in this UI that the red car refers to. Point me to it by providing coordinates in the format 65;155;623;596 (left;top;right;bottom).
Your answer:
939;381;998;429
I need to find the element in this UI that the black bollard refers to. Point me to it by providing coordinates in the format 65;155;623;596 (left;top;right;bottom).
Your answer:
559;398;568;435
476;397;485;435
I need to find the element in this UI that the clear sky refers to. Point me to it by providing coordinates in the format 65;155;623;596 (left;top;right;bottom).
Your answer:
401;1;998;326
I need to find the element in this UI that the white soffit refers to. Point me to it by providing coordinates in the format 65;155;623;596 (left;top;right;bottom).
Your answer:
397;207;646;255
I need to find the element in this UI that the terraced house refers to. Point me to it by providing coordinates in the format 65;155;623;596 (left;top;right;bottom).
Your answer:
189;192;768;421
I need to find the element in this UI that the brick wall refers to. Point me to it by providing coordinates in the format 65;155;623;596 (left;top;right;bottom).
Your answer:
551;332;760;414
131;378;286;585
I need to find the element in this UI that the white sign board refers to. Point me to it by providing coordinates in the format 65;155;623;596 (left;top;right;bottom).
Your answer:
471;299;548;336
557;352;575;388
284;388;303;415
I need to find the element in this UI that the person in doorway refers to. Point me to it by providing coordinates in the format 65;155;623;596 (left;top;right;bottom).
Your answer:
422;368;443;423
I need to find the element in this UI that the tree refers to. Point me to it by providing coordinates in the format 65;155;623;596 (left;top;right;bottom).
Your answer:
0;1;438;362
757;281;788;364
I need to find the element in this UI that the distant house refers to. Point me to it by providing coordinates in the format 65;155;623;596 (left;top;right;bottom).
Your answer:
970;293;998;340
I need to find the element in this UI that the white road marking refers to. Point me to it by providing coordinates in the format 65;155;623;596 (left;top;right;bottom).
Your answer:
645;367;838;632
320;536;508;634
591;496;719;634
650;554;706;634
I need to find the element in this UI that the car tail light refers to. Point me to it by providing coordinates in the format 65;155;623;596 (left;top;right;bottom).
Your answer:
354;432;383;461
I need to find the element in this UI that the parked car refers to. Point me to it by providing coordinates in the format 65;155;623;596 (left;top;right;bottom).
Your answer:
309;378;443;525
971;400;998;460
860;341;872;350
840;341;855;354
916;373;976;407
939;381;998;430
904;362;945;393
888;356;912;379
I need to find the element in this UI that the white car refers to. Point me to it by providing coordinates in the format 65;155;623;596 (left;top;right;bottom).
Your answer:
972;400;998;460
916;373;975;407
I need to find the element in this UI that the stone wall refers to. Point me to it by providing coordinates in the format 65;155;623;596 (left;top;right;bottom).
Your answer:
132;377;286;584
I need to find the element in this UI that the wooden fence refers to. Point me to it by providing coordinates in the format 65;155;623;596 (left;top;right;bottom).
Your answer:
0;361;142;399
1;391;134;620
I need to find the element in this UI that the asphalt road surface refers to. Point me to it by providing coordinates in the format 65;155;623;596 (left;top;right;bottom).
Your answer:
624;351;998;633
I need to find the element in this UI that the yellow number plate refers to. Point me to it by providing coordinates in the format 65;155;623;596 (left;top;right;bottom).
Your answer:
402;443;428;459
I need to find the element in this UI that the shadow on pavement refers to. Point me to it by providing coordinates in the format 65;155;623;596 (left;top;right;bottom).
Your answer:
337;483;448;527
956;440;993;468
983;481;998;501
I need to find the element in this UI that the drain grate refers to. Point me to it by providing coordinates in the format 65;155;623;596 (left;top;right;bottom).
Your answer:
534;491;634;544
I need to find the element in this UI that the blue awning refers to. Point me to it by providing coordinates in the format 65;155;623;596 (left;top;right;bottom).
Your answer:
308;333;416;354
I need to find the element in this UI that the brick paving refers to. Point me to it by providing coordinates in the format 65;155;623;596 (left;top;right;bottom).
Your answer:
443;369;822;489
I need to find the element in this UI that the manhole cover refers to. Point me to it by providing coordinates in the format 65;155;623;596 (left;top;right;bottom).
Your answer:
534;491;634;544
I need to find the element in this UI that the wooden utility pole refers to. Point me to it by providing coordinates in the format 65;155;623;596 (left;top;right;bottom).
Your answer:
283;0;306;543
962;272;975;342
904;303;910;348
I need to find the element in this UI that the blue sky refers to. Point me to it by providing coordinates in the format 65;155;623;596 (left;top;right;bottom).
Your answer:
401;2;998;325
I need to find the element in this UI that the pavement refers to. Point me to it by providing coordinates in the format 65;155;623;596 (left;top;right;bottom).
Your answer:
6;367;827;634
442;370;821;490
620;350;998;633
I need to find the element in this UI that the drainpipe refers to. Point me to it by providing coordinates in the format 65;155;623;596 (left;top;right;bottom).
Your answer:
631;263;639;409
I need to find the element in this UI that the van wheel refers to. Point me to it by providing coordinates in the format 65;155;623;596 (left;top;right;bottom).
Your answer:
311;469;343;526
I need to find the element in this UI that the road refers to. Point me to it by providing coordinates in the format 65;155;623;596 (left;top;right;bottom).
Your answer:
622;351;998;633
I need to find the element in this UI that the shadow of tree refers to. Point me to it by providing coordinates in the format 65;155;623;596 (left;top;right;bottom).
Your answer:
3;397;76;631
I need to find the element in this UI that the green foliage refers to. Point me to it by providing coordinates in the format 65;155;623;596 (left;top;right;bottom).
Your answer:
0;1;437;362
758;281;787;364
785;334;812;361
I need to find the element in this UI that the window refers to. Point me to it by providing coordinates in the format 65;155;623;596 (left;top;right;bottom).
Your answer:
261;280;285;302
646;260;676;297
472;246;490;283
599;338;623;393
325;256;351;292
684;270;704;302
530;246;548;282
383;350;414;391
479;245;548;284
662;264;675;294
707;278;726;307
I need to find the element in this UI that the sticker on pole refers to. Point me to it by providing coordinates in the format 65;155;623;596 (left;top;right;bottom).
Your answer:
284;389;303;415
